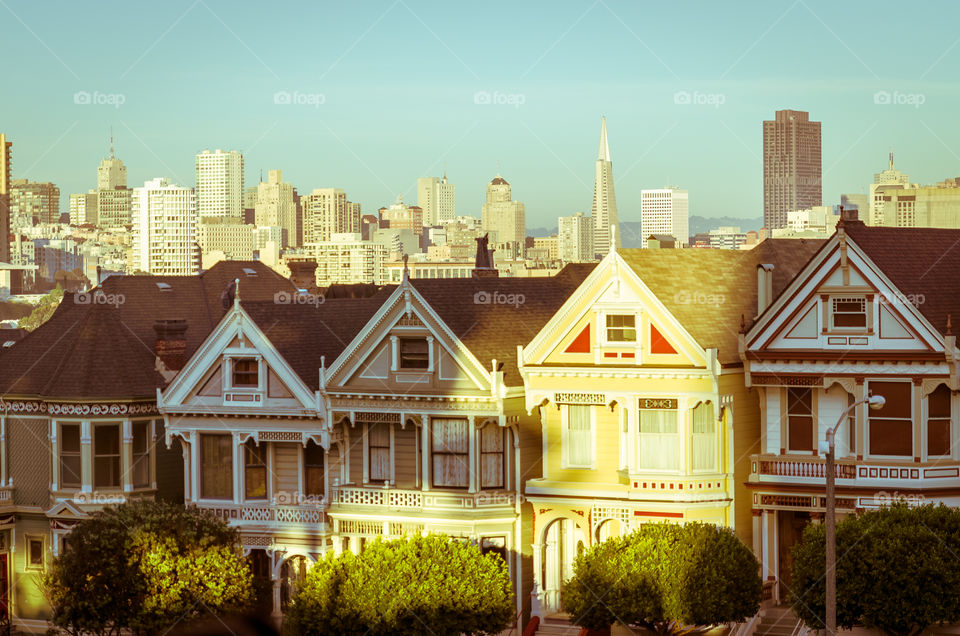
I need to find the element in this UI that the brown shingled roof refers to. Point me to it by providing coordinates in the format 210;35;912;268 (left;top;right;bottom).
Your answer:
0;261;297;401
618;240;826;364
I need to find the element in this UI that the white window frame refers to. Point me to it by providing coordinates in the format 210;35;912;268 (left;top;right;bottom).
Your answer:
691;401;719;473
24;534;45;572
226;355;263;391
830;296;868;332
603;313;637;345
866;380;914;460
561;404;596;469
923;383;954;461
637;406;681;474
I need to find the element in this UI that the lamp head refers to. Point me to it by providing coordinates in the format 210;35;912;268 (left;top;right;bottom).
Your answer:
866;394;886;410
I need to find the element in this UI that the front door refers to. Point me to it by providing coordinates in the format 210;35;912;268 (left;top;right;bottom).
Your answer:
777;510;810;601
541;519;585;615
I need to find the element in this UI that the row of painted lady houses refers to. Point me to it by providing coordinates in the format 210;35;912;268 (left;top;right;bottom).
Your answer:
1;211;958;632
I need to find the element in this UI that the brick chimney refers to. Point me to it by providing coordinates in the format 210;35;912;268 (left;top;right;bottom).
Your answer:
288;259;319;293
154;319;188;380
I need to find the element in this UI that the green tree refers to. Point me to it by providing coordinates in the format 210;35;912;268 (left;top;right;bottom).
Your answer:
18;286;64;331
790;503;960;636
285;534;514;636
45;501;254;636
563;523;761;635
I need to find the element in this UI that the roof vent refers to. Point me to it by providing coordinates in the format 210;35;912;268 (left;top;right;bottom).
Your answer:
156;282;172;291
242;267;258;277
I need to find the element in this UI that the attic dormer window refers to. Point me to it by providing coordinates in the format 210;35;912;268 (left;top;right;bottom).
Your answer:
232;358;259;387
605;314;636;342
399;338;429;369
831;297;867;329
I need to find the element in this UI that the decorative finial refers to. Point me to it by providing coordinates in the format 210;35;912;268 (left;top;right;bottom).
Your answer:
739;313;746;334
234;277;240;309
402;254;410;283
948;314;953;336
109;125;114;159
609;224;617;254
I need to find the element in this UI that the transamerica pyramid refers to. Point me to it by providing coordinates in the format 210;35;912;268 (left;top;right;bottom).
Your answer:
591;116;619;257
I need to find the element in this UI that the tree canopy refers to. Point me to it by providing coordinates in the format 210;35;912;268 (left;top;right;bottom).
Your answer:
18;285;64;331
563;522;761;635
45;500;254;636
284;534;514;636
790;503;960;636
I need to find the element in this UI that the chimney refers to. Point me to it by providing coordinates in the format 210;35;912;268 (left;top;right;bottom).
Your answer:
757;264;774;316
154;319;189;380
288;259;319;292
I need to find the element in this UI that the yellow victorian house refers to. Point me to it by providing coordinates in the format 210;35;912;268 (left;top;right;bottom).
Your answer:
518;241;822;618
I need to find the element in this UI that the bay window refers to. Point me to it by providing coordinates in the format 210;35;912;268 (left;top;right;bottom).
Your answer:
868;382;913;457
368;422;391;483
244;440;267;499
59;424;82;489
639;408;678;472
131;421;151;489
927;384;951;457
692;401;717;472
787;388;814;452
564;405;594;468
201;434;233;499
304;441;324;497
480;424;505;489
432;418;469;488
93;424;121;489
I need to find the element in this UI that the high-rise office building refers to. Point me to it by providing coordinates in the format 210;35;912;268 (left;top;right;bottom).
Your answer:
96;137;131;228
69;191;98;226
591;117;619;256
301;188;356;244
641;187;689;247
762;109;822;230
195;149;244;221
0;133;10;263
379;196;424;235
557;212;595;263
256;170;297;247
9;180;60;227
131;178;198;275
869;151;911;226
417;174;456;225
481;173;525;254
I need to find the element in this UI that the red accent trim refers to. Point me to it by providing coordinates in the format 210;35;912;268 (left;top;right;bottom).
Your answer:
565;324;591;353
634;510;684;518
603;352;618;358
650;324;678;354
621;352;635;359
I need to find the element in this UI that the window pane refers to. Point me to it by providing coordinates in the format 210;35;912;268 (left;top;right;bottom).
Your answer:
245;441;267;499
481;426;504;489
431;418;469;487
201;434;233;499
304;442;324;496
929;385;951;418
870;419;912;456
233;358;259;387
787;388;813;452
400;339;430;369
61;424;80;452
639;410;678;471
606;314;636;342
870;382;912;419
692;402;716;472
369;422;391;483
94;425;121;489
132;421;150;488
567;406;592;466
60;424;82;488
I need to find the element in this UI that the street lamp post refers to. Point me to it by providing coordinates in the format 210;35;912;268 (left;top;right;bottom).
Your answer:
819;394;885;636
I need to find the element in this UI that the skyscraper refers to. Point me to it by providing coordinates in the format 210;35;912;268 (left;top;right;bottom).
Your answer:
762;109;822;230
641;187;689;247
10;180;60;226
69;191;98;226
96;135;131;228
0;133;10;263
558;212;594;263
591;117;619;256
480;173;525;254
131;178;198;275
301;188;353;244
195;149;244;221
255;169;297;247
417;174;456;225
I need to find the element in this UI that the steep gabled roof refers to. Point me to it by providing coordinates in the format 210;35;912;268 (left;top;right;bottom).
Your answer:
0;261;296;401
842;221;960;334
618;240;826;364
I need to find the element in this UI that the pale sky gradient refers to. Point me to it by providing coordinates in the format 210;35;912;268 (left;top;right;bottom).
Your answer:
2;0;960;226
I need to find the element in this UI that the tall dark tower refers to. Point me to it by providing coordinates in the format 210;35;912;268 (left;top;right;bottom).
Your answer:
763;110;822;231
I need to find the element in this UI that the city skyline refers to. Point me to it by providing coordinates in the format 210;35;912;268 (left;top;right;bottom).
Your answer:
2;1;960;225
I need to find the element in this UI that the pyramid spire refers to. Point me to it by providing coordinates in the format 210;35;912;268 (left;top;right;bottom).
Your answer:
889;147;894;171
598;116;611;162
109;125;114;159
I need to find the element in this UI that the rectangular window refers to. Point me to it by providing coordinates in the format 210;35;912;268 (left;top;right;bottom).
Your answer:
605;314;636;342
480;425;505;489
618;409;629;470
927;384;951;457
869;382;913;456
201;434;233;499
431;418;469;488
244;440;267;499
94;424;121;489
692;402;717;472
131;421;151;489
59;423;82;489
28;538;44;569
787;388;814;452
565;405;593;468
368;422;391;483
832;297;867;329
639;409;678;471
232;358;259;387
304;441;324;497
399;338;429;369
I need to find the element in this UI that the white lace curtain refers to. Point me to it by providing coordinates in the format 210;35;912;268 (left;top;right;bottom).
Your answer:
432;418;469;487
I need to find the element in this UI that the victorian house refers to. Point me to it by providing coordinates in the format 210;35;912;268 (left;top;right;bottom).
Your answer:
518;242;821;619
0;261;295;630
744;211;960;603
158;265;594;622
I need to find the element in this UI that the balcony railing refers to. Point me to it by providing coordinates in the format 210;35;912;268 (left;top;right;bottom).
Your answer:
197;502;326;527
332;486;517;512
750;454;960;487
755;455;857;480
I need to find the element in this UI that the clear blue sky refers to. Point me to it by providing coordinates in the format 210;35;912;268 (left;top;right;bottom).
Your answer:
2;0;960;226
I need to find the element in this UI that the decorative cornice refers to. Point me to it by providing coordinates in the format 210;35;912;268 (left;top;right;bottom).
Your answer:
1;400;158;417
